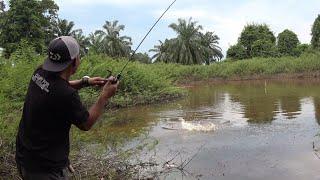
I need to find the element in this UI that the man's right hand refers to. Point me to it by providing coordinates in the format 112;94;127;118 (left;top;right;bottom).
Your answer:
79;76;119;131
101;76;119;99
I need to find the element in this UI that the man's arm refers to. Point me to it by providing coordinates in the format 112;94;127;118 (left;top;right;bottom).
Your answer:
69;77;107;90
69;79;83;90
76;77;119;131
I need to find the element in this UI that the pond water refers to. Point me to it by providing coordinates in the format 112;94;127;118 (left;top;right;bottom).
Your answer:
98;80;320;180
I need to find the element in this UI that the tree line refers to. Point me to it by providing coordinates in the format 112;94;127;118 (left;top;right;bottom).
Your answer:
0;0;223;65
227;15;320;60
0;0;319;65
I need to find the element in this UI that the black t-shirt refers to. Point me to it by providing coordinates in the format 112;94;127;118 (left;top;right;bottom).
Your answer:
16;67;89;172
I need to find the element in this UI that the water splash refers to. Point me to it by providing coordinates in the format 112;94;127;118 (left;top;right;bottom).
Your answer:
180;117;216;132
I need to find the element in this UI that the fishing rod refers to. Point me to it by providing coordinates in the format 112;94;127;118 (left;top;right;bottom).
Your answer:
111;0;177;81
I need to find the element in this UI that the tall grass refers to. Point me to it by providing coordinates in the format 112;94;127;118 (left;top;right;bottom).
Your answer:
149;52;320;82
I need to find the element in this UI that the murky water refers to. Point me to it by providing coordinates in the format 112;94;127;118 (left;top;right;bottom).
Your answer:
98;80;320;180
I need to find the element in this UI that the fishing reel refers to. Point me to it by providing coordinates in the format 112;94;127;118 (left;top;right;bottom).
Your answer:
105;70;121;84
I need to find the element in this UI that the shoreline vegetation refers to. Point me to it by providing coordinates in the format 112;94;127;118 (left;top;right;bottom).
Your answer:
1;51;320;178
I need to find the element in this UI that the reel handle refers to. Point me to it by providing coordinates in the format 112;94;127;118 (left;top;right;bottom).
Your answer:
105;70;120;84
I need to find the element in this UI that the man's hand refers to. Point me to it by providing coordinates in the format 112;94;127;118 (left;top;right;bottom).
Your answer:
88;77;107;87
101;76;119;99
77;76;119;131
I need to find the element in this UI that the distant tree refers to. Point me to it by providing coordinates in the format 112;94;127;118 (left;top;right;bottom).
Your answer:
0;0;58;57
99;20;132;57
154;18;223;65
277;29;300;56
133;52;151;64
311;15;320;49
168;18;204;65
199;31;223;64
88;31;105;54
0;0;5;46
41;0;59;45
72;29;89;56
0;1;4;12
226;44;247;60
296;43;310;55
239;23;276;58
149;39;173;63
251;40;278;58
54;19;76;37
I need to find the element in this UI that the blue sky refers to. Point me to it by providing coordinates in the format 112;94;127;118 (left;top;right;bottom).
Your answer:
4;0;320;57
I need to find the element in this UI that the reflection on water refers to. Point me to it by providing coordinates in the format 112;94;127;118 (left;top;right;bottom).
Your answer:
96;80;320;180
180;80;320;124
100;79;320;141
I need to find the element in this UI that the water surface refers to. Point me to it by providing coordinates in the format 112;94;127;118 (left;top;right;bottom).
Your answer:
98;80;320;180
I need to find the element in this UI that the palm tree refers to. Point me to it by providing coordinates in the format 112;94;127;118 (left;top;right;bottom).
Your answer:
150;18;223;65
168;18;206;65
99;20;132;57
199;32;223;64
72;29;89;56
149;39;173;63
88;31;105;54
54;19;76;37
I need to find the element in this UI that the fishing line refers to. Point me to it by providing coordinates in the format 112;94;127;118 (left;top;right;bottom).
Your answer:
115;0;177;81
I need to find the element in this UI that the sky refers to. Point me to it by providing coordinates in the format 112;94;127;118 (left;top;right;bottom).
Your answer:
4;0;320;57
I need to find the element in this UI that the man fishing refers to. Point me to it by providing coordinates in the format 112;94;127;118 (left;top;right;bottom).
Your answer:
15;36;119;180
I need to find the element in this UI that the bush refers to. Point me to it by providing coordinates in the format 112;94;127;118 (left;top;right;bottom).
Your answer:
226;44;247;60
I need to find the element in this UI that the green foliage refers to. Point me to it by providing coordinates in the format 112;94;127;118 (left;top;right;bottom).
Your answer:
150;18;223;65
53;18;76;37
74;54;183;107
277;29;300;56
199;31;224;64
252;40;278;58
132;52;151;64
0;0;5;39
149;39;173;63
88;20;132;58
311;14;320;49
0;0;58;57
72;29;90;57
238;23;276;58
296;43;310;54
226;44;247;60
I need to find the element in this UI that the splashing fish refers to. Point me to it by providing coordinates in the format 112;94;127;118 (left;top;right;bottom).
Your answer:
162;117;216;132
180;117;216;132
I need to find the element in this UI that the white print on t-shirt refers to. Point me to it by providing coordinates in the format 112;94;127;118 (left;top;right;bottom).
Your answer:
32;73;50;93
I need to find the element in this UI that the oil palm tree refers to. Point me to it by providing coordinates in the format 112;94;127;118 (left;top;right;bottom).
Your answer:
88;31;105;54
199;32;223;64
151;18;223;65
54;19;76;37
149;39;174;63
168;18;205;65
72;29;89;56
99;20;132;57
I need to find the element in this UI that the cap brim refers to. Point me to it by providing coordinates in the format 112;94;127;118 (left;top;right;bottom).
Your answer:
42;58;73;72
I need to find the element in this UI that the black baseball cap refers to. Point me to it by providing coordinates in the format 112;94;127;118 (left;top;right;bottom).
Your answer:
43;36;80;72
